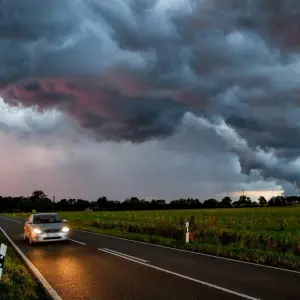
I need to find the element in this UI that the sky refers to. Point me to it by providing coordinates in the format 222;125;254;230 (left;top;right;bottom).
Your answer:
1;0;300;201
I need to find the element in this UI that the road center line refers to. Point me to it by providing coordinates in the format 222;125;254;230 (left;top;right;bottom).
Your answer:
68;238;86;245
0;227;62;300
102;248;148;263
99;248;260;300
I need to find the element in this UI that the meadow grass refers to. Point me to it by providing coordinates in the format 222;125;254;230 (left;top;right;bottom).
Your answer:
11;206;300;271
0;232;48;300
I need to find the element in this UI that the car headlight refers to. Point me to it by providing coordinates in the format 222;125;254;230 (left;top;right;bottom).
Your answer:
33;228;42;234
62;226;70;233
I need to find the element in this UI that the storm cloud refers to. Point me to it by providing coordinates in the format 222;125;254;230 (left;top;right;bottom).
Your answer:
1;0;300;186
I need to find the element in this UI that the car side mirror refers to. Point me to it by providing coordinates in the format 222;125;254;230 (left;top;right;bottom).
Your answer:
62;219;68;223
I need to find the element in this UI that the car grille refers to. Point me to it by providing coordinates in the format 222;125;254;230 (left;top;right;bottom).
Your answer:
44;229;60;233
44;237;62;240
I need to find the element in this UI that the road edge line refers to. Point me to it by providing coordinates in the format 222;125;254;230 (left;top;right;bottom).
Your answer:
75;228;300;274
99;248;260;300
3;216;23;224
0;227;62;300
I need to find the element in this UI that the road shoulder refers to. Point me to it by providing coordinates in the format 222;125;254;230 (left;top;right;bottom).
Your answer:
0;228;49;300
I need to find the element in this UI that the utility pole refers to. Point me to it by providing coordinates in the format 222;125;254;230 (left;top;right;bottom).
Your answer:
295;181;299;197
225;181;229;198
240;183;245;198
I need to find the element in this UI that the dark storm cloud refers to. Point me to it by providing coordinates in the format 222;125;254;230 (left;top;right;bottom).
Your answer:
1;0;300;184
3;76;185;142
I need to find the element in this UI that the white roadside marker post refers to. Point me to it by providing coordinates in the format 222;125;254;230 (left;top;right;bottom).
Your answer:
0;243;7;280
185;222;189;243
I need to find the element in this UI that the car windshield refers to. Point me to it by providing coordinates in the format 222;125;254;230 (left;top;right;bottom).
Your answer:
33;215;61;224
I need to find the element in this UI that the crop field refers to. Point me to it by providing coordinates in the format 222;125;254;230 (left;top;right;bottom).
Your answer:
12;206;300;270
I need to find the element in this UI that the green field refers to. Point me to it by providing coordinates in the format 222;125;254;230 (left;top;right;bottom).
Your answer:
13;206;300;271
0;232;47;300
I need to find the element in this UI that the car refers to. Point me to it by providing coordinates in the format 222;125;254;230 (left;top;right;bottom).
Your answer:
24;213;70;244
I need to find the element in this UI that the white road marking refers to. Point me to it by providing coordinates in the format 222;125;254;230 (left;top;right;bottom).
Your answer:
99;248;260;300
0;227;62;300
2;217;23;224
76;229;300;275
68;238;86;245
102;248;148;263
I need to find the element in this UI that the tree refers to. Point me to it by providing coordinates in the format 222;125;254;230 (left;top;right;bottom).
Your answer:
286;196;297;206
150;199;167;209
19;198;33;212
258;196;267;207
203;198;218;208
123;197;143;210
68;199;76;206
89;201;98;210
58;199;68;211
128;197;140;204
75;199;90;211
30;190;50;211
268;196;286;207
238;195;252;206
31;190;47;201
97;197;108;210
220;197;232;208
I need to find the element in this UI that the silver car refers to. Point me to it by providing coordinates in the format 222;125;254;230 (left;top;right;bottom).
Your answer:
24;213;70;244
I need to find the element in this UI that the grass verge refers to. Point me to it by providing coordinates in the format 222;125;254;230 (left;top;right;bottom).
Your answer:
0;232;48;300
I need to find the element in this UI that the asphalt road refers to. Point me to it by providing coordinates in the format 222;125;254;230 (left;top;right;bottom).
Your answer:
0;216;299;300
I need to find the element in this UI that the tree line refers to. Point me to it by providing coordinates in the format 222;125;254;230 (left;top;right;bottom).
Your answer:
0;190;299;212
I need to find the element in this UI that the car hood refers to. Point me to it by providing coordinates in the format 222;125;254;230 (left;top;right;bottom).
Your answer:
32;223;65;230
